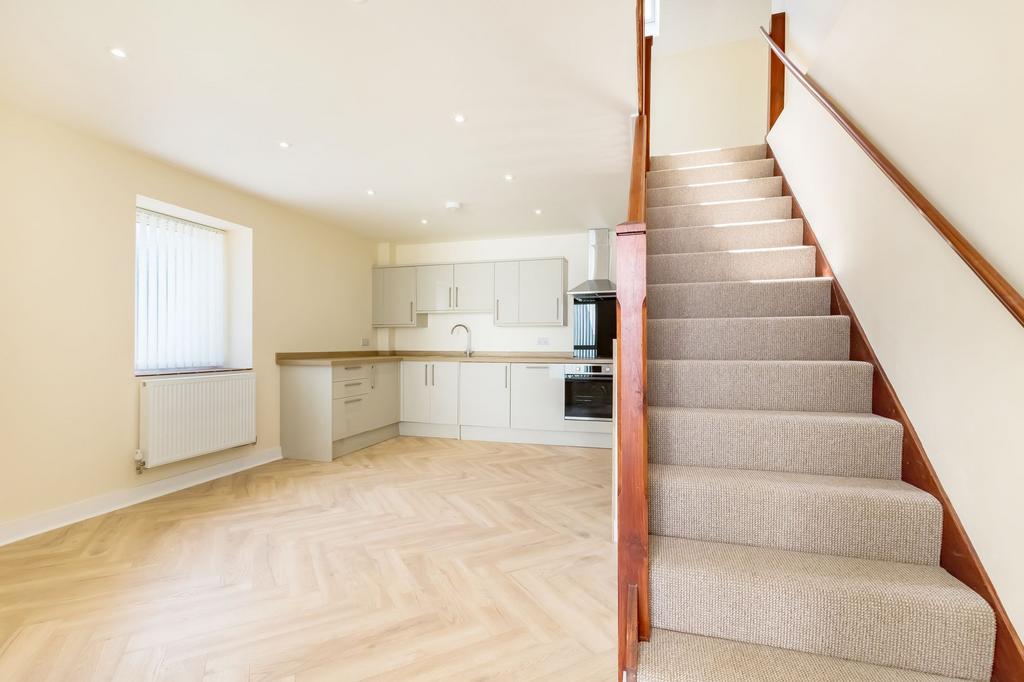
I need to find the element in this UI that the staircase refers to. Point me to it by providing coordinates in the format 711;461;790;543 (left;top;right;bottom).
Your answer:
636;143;997;681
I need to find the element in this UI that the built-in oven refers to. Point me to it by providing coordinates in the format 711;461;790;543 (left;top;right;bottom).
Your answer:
572;295;616;359
564;364;614;422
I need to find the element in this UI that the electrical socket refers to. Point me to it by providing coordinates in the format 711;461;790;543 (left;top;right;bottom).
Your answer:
361;337;370;347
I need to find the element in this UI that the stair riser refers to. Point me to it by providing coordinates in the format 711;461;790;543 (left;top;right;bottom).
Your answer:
648;247;816;285
649;317;850;361
647;176;782;208
648;220;803;255
649;554;995;679
648;197;792;230
648;361;874;412
650;144;767;171
649;467;942;564
647;159;775;188
649;408;903;479
648;279;833;320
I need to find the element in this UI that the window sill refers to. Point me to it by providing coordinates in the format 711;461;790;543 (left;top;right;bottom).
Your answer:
135;367;253;378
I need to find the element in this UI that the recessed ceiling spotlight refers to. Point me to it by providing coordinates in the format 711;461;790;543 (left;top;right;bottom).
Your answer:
420;218;429;225
453;113;466;124
534;209;543;215
504;174;514;182
445;201;461;210
366;189;375;196
278;141;291;149
109;47;127;59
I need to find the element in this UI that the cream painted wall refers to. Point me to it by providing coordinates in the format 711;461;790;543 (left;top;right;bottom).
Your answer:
767;0;1024;627
651;39;769;154
0;100;376;524
650;0;770;155
384;232;614;353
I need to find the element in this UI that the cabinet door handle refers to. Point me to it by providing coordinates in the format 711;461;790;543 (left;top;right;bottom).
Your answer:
371;364;376;389
525;365;548;370
504;365;508;388
495;299;500;321
344;365;363;371
344;382;362;388
409;301;413;321
431;364;435;386
449;286;452;309
455;287;459;308
424;364;428;385
344;398;362;404
555;297;560;320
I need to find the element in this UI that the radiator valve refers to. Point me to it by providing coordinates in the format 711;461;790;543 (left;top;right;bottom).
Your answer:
134;449;146;475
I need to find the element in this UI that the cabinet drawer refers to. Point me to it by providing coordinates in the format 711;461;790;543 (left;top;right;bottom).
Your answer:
333;378;370;399
332;363;370;381
332;396;368;440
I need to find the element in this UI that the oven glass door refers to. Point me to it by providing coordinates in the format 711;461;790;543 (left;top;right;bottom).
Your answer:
564;375;613;421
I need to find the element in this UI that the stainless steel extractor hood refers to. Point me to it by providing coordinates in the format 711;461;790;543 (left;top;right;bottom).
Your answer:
568;228;616;298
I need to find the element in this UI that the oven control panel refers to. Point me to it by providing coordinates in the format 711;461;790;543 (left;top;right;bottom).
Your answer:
564;364;614;377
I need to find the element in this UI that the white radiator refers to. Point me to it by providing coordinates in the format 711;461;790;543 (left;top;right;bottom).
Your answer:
139;372;256;468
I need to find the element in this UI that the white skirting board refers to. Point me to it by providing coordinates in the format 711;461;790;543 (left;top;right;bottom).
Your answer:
460;426;612;448
399;422;461;439
0;446;282;548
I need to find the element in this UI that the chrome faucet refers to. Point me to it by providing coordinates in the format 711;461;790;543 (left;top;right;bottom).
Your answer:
450;323;472;357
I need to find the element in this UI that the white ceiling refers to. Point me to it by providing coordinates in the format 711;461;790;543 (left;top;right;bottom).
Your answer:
0;0;637;242
655;0;770;56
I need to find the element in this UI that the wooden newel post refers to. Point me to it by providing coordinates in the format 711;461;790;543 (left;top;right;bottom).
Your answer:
616;221;649;677
768;12;787;129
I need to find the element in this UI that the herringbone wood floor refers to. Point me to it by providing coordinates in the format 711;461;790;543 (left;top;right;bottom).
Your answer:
0;437;615;681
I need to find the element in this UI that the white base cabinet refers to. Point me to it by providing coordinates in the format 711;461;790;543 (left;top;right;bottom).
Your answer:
282;360;402;461
401;361;459;425
459;363;511;428
510;363;566;431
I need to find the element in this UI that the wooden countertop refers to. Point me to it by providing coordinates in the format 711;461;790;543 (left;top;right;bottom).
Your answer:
276;351;614;367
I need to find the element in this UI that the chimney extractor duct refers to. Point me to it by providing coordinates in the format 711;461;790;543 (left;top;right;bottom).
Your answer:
568;228;616;297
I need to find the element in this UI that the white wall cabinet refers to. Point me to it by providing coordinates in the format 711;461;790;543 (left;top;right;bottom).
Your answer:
375;259;562;326
454;262;494;312
459;362;510;428
493;259;565;326
373;267;418;327
518;259;565;325
511;363;566;431
415;262;495;313
401;360;459;425
416;264;454;312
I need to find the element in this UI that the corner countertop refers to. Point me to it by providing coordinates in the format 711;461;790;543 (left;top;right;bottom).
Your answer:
276;351;614;367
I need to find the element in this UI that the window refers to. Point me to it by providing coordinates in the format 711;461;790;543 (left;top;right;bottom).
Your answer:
135;208;227;372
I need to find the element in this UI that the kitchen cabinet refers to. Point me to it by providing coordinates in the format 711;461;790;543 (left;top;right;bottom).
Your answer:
519;259;565;325
494;261;520;324
401;360;459;425
511;363;566;431
459;362;510;428
454;262;494;312
416;265;454;312
366;361;400;431
372;267;418;327
416;262;495;313
494;259;565;326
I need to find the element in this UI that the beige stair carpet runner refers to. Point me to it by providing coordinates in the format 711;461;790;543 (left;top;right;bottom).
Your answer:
637;143;997;681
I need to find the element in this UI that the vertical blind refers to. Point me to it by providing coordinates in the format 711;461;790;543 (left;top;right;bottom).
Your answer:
135;208;226;372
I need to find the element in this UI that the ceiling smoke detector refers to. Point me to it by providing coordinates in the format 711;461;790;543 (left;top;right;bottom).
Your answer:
445;201;462;210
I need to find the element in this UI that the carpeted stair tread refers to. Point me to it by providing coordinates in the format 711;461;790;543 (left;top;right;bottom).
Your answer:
649;143;767;171
649;316;850;360
647;196;793;229
647;218;802;254
649;463;941;564
638;629;973;682
647;176;782;208
648;359;874;413
648;277;833;319
648;406;902;479
648;245;816;284
647;158;775;188
648;536;996;680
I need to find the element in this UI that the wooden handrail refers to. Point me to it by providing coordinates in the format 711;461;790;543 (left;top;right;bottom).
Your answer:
760;26;1024;328
627;115;648;224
